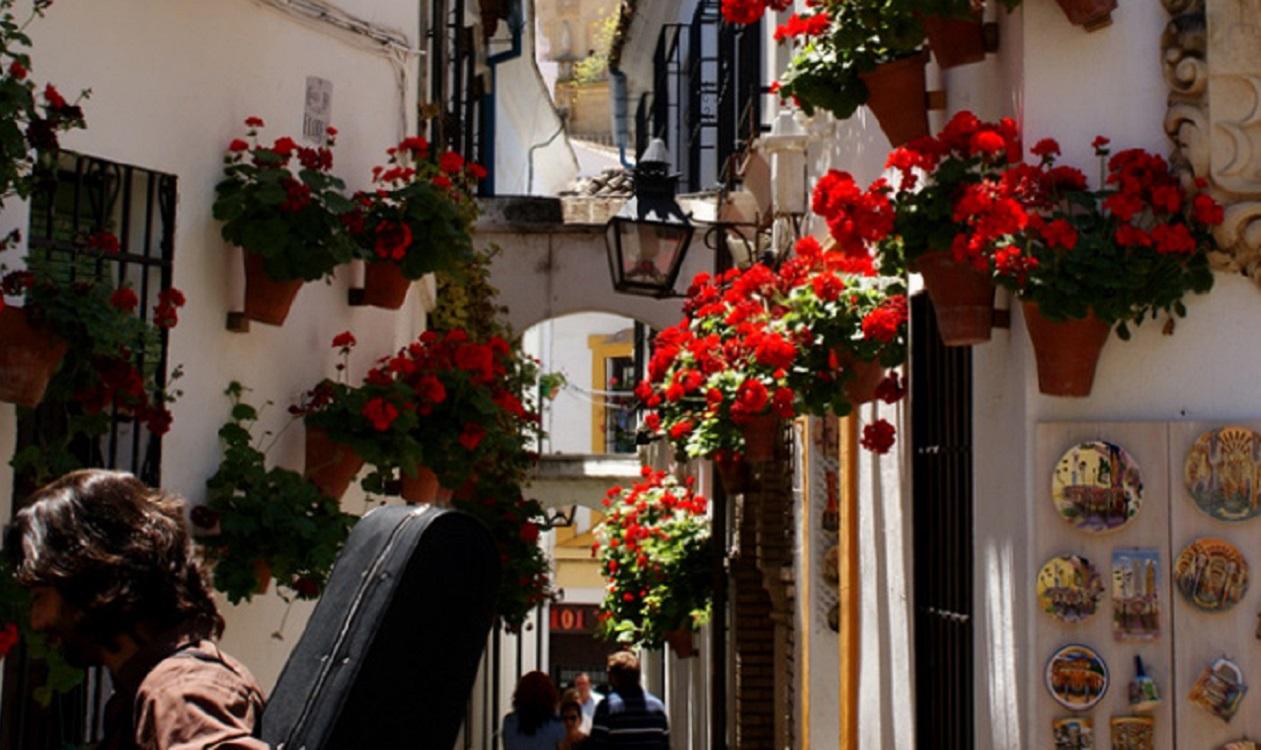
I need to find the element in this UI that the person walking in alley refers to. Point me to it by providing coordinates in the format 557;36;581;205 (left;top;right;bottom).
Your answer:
502;671;568;749
584;651;669;749
574;671;603;733
8;470;267;749
559;690;588;749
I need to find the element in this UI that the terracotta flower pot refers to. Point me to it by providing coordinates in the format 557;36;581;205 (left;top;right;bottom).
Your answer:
1055;0;1116;30
304;425;365;500
243;250;303;326
253;559;272;595
858;51;930;148
1022;300;1111;397
844;358;887;406
741;413;781;463
922;13;986;69
714;453;750;495
665;627;697;659
362;261;412;310
912;250;996;347
400;466;454;505
0;306;68;407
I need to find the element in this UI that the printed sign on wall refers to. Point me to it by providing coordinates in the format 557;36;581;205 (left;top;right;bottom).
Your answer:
1112;548;1161;641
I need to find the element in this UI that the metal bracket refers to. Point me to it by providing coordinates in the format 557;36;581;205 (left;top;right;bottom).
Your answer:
347;288;367;306
225;312;250;333
982;22;1000;53
992;309;1011;329
926;90;948;111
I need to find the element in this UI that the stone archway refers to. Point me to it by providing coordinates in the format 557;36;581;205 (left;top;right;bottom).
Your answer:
475;196;711;334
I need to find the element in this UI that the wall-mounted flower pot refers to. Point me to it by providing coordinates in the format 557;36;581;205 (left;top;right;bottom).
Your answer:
1022;300;1110;397
858;51;930;147
304;425;365;500
912;250;996;346
844;359;887;406
253;559;273;595
0;305;68;407
714;453;750;495
243;250;303;325
665;627;697;659
1055;0;1116;30
362;261;411;310
922;13;986;69
741;413;782;463
401;466;454;505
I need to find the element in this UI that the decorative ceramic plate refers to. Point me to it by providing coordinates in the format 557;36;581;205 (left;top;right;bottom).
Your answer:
1185;426;1261;522
821;545;840;587
1037;555;1105;623
1052;441;1143;533
1220;741;1261;750
1174;538;1249;612
1045;644;1109;711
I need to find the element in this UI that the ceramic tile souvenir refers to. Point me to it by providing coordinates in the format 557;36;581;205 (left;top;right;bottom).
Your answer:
1219;741;1261;750
1052;441;1143;533
1189;657;1248;722
1053;717;1095;750
1111;549;1160;641
1046;644;1110;711
1128;656;1161;712
1174;538;1249;612
1185;426;1261;522
1038;554;1105;623
822;545;840;587
1109;716;1154;750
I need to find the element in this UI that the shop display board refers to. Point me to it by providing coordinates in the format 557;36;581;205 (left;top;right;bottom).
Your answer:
1036;423;1261;749
1036;424;1174;750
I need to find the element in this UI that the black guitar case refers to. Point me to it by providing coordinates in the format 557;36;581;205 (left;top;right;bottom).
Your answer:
260;505;499;749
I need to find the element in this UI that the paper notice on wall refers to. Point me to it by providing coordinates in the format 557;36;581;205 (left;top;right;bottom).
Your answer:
303;76;332;145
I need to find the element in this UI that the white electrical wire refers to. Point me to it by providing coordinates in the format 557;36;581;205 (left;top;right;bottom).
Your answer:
250;0;421;138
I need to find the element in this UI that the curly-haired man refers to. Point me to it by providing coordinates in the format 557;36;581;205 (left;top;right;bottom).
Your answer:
8;469;266;749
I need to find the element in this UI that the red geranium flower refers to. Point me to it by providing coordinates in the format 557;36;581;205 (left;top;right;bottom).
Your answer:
374;221;413;261
362;397;399;432
458;422;487;451
860;419;896;454
109;287;139;312
331;331;356;348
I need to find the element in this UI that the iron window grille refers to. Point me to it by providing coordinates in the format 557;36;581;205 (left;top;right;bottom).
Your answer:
1;151;177;750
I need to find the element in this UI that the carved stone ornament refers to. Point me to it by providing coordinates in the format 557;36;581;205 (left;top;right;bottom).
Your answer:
1164;0;1261;283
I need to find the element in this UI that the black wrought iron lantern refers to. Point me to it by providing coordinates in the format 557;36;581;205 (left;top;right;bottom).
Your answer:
604;139;695;298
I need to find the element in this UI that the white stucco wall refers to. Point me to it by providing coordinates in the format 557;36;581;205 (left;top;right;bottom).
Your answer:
522;311;636;455
0;0;426;692
492;0;580;195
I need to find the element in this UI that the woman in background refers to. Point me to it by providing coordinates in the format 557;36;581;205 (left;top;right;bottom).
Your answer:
559;690;588;750
502;671;567;750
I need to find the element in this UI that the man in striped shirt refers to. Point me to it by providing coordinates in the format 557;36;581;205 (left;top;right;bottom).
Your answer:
585;650;670;749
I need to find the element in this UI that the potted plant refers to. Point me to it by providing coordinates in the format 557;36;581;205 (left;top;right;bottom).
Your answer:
293;331;423;499
0;0;88;208
779;234;908;413
1055;0;1116;31
384;328;541;502
347;137;482;309
880;110;1020;345
213;118;355;325
981;136;1218;396
767;0;929;147
3;233;184;486
197;381;357;604
594;469;712;656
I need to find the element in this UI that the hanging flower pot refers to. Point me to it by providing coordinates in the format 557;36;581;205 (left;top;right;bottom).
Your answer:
243;251;303;326
844;358;887;406
714;452;750;495
1022;300;1110;397
303;425;364;500
741;413;781;463
400;466;453;505
922;13;986;69
912;250;996;346
1055;0;1116;30
0;305;68;407
362;261;412;310
665;627;697;659
253;559;272;595
858;51;930;148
